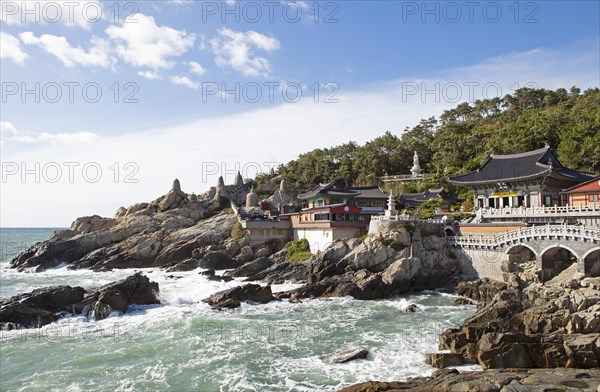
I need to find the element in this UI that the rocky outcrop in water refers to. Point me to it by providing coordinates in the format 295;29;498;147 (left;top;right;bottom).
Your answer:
203;284;274;309
9;179;250;272
74;272;160;320
0;273;159;329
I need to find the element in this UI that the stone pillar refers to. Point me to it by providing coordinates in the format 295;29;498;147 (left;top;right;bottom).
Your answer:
172;178;182;193
577;257;585;275
234;171;244;187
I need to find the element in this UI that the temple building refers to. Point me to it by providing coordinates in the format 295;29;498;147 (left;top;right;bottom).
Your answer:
289;180;388;252
448;146;595;209
563;177;600;207
296;180;388;220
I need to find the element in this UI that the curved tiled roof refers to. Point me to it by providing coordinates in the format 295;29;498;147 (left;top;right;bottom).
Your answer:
297;181;388;200
448;146;594;185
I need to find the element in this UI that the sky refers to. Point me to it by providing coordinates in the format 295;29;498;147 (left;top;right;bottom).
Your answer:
1;0;599;227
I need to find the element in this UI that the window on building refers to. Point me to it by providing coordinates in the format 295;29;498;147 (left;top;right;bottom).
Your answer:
543;195;552;207
589;194;599;202
317;199;324;207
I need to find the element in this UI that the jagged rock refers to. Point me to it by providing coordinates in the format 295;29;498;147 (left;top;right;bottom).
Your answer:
115;207;127;219
381;257;421;289
0;273;159;327
203;284;273;309
237;245;255;263
71;215;116;233
166;258;199;272
457;278;508;303
226;257;272;278
338;368;600;392
0;286;85;329
126;202;149;216
198;251;239;270
425;352;465;368
76;272;160;321
403;304;418;313
159;189;184;211
246;261;309;284
332;348;369;363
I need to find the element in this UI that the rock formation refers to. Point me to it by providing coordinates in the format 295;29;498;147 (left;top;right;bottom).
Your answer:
339;368;600;392
0;273;159;329
10;181;234;272
203;284;274;309
433;265;600;370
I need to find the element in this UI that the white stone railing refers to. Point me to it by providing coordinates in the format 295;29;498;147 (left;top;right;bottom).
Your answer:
448;224;600;248
477;204;600;218
371;215;444;224
380;173;432;182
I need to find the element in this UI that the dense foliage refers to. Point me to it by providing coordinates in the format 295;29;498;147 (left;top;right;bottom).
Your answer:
258;87;599;194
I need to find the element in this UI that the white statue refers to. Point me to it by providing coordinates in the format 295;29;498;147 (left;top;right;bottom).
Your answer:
411;151;422;178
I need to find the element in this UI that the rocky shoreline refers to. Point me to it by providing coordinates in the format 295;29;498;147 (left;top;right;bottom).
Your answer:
5;181;599;390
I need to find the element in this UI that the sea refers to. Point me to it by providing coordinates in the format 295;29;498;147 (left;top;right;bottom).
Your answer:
0;228;479;392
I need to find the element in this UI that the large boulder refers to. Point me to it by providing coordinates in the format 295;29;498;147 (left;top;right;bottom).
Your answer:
0;273;160;327
203;284;274;309
198;251;239;270
227;257;272;278
76;272;160;320
246;261;309;284
0;286;85;329
381;257;422;289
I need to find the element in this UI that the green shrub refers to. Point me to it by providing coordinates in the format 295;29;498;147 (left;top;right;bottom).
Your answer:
231;222;245;242
287;239;311;262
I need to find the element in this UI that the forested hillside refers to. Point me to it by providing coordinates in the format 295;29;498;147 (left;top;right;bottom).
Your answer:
258;87;600;194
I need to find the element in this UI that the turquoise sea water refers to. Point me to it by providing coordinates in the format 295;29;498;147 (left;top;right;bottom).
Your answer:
0;228;478;391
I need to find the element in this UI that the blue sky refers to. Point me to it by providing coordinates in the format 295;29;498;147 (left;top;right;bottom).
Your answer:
1;0;599;226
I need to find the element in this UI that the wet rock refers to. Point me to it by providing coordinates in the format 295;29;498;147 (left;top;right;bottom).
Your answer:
203;284;273;309
425;352;465;369
0;286;85;329
247;261;309;284
197;251;239;270
0;273;160;327
226;257;272;278
77;272;160;321
403;304;418;313
332;348;369;363
166;258;199;272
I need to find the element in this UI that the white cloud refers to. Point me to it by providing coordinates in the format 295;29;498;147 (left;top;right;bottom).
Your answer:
0;0;102;29
188;61;206;76
0;32;29;64
1;121;100;146
210;28;280;77
106;13;195;69
169;75;199;89
19;32;112;68
138;70;162;80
